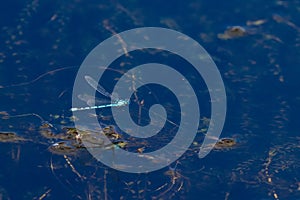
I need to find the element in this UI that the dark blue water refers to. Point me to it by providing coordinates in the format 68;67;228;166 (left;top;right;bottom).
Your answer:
1;0;300;199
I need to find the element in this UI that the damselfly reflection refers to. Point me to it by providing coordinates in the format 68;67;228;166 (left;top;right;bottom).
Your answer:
70;75;129;112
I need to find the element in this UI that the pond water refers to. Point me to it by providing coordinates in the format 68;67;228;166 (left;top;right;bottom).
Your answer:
0;0;299;199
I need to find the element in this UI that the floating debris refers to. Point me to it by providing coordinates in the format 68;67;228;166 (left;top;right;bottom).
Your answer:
214;138;237;149
39;122;59;139
0;111;10;119
42;124;127;154
103;125;122;140
246;19;267;26
0;131;26;143
160;18;180;30
112;141;127;149
48;141;83;155
218;26;247;40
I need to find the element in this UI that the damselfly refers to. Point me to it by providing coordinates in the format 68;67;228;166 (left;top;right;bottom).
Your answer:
70;76;129;112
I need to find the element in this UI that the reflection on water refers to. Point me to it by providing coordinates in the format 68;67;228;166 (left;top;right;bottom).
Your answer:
0;0;300;199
